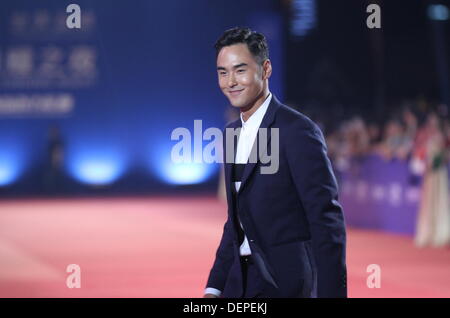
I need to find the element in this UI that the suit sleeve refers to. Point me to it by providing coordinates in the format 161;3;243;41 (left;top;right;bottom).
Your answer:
284;121;347;298
205;214;235;291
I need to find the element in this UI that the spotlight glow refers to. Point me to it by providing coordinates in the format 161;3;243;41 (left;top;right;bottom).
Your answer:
428;4;449;21
160;161;216;185
0;153;21;186
151;141;217;185
68;151;126;185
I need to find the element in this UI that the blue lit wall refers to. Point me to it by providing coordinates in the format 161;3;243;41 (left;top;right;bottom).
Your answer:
0;0;284;195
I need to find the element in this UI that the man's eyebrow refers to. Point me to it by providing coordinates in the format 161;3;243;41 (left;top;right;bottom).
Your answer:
232;63;248;69
216;63;248;71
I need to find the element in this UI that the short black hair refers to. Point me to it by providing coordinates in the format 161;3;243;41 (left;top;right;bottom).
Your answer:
214;27;269;65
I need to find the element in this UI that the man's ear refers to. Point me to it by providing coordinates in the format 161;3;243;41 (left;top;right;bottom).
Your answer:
262;59;272;80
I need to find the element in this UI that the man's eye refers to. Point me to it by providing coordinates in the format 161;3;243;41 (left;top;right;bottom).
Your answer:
219;72;227;76
237;69;245;73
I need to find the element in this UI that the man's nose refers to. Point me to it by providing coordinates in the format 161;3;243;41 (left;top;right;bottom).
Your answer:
228;74;237;88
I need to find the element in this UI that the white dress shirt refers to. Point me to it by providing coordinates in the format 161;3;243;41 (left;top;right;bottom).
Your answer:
234;92;272;256
205;93;272;297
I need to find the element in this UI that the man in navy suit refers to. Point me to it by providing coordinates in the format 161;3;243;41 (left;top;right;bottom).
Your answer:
204;27;347;298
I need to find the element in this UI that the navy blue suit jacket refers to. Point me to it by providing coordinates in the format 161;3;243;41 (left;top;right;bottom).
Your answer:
206;96;347;298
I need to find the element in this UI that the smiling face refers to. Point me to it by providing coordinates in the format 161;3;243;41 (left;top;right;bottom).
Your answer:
216;43;271;111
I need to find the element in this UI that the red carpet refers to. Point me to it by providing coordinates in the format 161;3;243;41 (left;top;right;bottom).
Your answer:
0;196;449;298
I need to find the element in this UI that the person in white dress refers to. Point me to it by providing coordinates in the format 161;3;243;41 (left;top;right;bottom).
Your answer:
414;113;450;247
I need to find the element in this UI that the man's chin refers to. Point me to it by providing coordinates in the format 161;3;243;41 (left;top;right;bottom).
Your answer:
228;99;247;109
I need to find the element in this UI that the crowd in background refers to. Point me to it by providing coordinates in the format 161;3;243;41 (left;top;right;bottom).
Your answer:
313;100;450;175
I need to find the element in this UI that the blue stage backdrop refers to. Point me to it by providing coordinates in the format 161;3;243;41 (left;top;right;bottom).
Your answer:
0;0;284;196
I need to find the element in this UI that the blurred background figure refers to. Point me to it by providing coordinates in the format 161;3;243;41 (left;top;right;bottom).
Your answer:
377;118;413;161
414;112;450;247
43;124;65;195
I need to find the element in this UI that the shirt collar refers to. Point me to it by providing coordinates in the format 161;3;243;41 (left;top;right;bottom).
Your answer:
240;93;272;130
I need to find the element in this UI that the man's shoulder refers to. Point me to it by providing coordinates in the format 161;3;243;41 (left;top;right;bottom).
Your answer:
274;102;327;151
275;102;320;134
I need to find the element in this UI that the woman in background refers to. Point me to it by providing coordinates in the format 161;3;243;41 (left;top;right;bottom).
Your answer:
414;112;450;247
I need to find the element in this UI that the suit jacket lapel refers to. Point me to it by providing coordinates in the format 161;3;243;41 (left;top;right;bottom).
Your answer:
238;95;281;193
